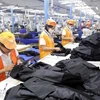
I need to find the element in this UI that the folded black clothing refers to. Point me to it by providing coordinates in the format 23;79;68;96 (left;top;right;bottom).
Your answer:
10;61;34;81
55;42;65;50
19;50;39;56
71;46;92;56
51;48;71;56
79;33;100;48
9;58;100;99
21;34;33;39
10;62;52;81
32;45;39;49
55;58;100;96
74;37;82;43
4;78;94;100
52;42;71;56
70;46;100;61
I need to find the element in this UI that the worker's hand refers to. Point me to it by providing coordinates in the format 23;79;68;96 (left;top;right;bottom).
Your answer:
71;37;74;43
17;59;22;65
5;64;15;72
55;47;61;51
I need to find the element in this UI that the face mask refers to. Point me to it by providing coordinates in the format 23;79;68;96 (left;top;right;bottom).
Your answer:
49;28;54;34
68;25;73;30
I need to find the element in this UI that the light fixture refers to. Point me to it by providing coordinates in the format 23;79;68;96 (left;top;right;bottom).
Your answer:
0;3;2;5
96;7;98;10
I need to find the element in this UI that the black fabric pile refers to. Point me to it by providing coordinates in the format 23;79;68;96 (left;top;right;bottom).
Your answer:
21;33;33;39
55;58;100;99
32;45;39;49
51;42;71;56
10;62;52;82
79;33;100;48
74;37;82;43
70;33;100;61
19;50;39;56
5;78;94;100
4;58;100;100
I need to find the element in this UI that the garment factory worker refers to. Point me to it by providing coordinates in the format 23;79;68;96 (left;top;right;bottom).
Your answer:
39;19;61;59
86;20;91;28
62;19;75;46
0;32;21;81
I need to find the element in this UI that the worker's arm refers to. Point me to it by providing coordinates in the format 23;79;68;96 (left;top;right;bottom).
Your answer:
62;35;73;40
15;49;22;65
16;57;22;65
41;45;61;52
62;35;75;42
0;64;14;74
54;43;58;46
40;37;61;51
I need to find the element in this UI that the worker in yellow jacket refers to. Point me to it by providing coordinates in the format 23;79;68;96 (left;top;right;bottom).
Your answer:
39;19;61;59
0;32;21;81
62;19;75;46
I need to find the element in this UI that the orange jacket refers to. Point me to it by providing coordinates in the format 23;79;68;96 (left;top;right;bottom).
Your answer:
39;31;55;59
62;27;72;46
0;49;17;82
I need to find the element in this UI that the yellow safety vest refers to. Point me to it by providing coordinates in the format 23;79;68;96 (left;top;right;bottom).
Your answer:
62;27;72;46
39;31;55;59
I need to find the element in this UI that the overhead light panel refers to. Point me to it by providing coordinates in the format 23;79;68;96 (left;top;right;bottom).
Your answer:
96;7;98;10
0;3;2;5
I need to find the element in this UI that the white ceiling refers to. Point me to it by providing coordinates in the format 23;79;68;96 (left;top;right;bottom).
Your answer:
0;0;99;18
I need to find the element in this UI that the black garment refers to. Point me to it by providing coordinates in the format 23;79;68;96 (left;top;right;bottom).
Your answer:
10;62;51;82
10;61;83;88
70;46;92;60
19;50;39;56
74;37;82;43
55;58;100;96
21;34;33;39
51;42;71;56
32;45;39;49
10;61;34;81
8;58;100;100
70;46;100;61
73;33;100;61
79;33;100;49
4;78;94;100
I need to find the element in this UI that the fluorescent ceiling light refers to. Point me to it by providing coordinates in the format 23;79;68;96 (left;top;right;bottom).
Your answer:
75;6;90;9
59;0;82;3
0;3;2;5
59;1;82;4
59;0;100;18
94;15;100;18
96;7;98;10
54;12;68;16
65;4;71;7
7;5;15;9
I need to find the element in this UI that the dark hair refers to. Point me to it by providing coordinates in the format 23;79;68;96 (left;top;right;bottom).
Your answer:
45;24;53;32
0;42;5;47
0;42;9;49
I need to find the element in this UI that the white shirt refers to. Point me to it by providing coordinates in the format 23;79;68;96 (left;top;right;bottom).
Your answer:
40;30;54;46
55;24;61;33
82;28;92;37
62;30;66;36
0;49;18;77
0;49;18;67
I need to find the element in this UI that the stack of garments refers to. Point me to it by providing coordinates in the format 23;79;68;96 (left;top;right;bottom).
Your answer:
19;50;39;56
70;33;100;61
4;58;100;100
